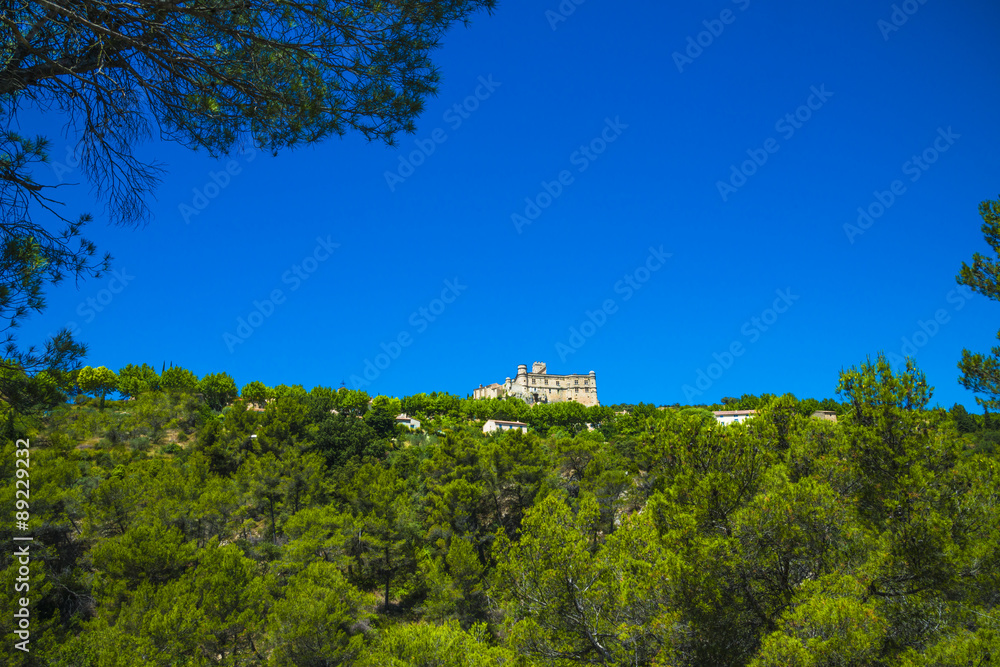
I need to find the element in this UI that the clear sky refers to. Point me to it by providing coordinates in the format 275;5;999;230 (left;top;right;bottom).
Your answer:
13;0;1000;410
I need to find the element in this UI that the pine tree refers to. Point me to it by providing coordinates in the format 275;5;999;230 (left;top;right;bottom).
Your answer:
957;195;1000;408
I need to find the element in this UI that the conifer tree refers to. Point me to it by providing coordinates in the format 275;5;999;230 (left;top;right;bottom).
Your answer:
957;195;1000;409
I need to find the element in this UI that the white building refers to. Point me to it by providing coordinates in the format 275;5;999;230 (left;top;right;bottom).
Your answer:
712;409;757;426
395;414;421;429
483;419;528;434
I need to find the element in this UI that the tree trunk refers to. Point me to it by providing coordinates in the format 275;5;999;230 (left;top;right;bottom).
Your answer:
385;545;391;610
269;497;276;545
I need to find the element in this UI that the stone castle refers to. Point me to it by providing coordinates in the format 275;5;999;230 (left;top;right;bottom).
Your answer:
473;361;599;407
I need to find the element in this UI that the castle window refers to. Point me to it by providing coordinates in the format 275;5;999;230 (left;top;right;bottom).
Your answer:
575;379;578;385
556;381;560;387
575;388;579;393
532;378;536;384
545;379;548;385
584;380;588;386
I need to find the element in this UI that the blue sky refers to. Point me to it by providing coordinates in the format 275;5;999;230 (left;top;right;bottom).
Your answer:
13;0;1000;409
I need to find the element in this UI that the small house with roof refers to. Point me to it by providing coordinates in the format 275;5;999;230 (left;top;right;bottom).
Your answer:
483;419;528;434
395;414;421;429
712;409;757;426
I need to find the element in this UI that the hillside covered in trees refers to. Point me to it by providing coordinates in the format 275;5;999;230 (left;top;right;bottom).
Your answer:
3;0;999;663
2;355;999;666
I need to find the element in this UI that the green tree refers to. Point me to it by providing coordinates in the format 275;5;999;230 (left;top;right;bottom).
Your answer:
241;452;285;544
305;385;339;422
314;412;380;467
0;364;67;438
830;355;999;659
479;430;551;540
365;399;400;439
265;561;370;666
188;541;268;662
835;354;933;519
241;380;270;409
492;493;679;665
272;384;307;402
898;628;1000;667
233;449;325;543
198;372;238;411
77;365;118;409
257;395;311;453
418;430;500;557
59;577;206;667
277;451;327;516
340;463;420;610
90;517;197;596
338;387;372;417
116;363;159;399
956;195;1000;409
402;392;433;417
750;576;887;667
160;365;198;391
372;394;403;416
0;133;108;381
949;403;978;433
357;620;522;667
282;504;354;571
2;1;497;167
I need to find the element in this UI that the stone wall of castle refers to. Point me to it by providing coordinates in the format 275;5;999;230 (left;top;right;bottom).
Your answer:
473;361;599;407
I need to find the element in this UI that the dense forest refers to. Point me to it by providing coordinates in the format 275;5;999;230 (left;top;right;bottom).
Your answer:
2;355;999;666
